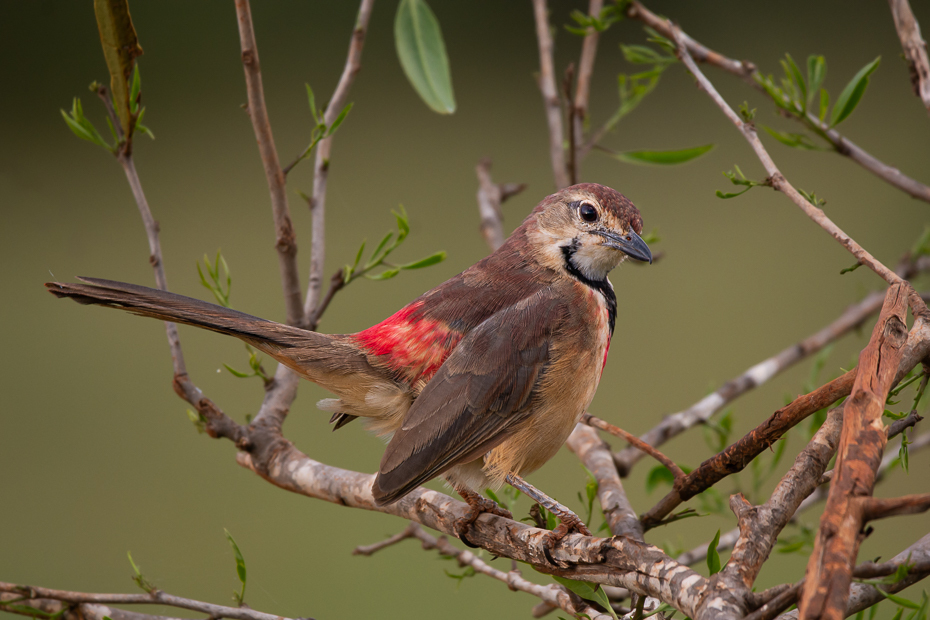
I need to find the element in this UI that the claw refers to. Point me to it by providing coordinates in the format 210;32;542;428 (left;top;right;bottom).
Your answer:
454;487;513;545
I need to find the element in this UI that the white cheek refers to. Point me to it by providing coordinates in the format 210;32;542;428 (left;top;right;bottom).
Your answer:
573;244;622;280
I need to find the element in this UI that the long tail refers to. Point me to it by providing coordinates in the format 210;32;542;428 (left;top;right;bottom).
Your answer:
45;277;328;354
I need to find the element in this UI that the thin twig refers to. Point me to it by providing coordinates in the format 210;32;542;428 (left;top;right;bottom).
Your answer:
0;583;293;620
532;0;570;189
475;158;526;253
563;63;578;186
234;0;303;327
626;1;930;204
584;414;684;480
572;0;604;178
302;0;375;327
888;0;930;114
352;521;420;556
672;26;906;292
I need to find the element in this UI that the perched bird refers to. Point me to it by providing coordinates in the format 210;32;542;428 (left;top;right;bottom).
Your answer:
47;182;651;545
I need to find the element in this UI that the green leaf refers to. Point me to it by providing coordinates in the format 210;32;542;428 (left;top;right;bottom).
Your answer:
621;44;675;66
305;83;320;124
394;205;410;240
884;591;920;610
645;465;675;493
326;102;353;136
399;251;446;269
784;54;806;110
707;529;722;575
394;0;456;114
129;64;142;114
224;529;247;604
551;576;619;620
716;187;753;199
366;268;400;280
760;125;820;150
609;144;714;166
366;232;394;267
807;55;826;108
353;240;366;270
94;0;143;136
223;364;252;378
830;56;880;127
819;88;830;122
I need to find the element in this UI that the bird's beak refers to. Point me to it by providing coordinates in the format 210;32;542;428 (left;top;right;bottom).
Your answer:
597;229;653;264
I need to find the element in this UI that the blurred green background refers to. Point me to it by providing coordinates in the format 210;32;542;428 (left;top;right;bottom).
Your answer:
2;1;929;618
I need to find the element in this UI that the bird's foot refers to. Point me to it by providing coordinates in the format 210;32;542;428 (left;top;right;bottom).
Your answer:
504;472;592;566
454;487;513;548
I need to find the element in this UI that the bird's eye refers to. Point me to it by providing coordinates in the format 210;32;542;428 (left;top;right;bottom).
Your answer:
579;203;598;222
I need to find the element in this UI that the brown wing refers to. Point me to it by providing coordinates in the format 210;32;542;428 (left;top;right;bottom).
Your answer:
371;290;566;505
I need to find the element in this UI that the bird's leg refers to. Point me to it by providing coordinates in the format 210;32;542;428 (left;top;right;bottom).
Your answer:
505;473;592;549
454;486;513;547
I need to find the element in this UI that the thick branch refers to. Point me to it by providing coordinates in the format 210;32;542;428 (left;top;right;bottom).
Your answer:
234;0;303;327
640;369;854;526
233;440;708;617
566;423;644;540
532;0;570;189
888;0;930;113
799;285;910;620
627;1;930;203
302;0;375;327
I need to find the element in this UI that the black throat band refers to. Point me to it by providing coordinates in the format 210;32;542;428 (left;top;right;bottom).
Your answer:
561;241;617;335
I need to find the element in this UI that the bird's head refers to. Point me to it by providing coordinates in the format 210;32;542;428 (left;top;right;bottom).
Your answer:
526;183;652;283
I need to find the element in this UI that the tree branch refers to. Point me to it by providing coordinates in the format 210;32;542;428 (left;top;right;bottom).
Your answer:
302;0;375;327
571;0;604;181
355;523;613;620
234;0;303;327
566;423;644;540
672;27;909;293
532;0;570;189
799;284;910;620
0;584;294;620
626;1;930;204
475;157;526;253
888;0;930;114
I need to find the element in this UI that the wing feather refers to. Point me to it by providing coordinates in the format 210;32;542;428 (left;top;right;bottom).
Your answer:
371;291;566;505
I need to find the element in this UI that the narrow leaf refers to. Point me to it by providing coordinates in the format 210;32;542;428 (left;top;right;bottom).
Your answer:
645;465;675;493
399;251;446;269
760;125;819;150
551;577;619;620
94;0;144;135
807;55;826;107
784;53;807;109
305;83;319;124
223;364;252;378
129;64;141;114
326;102;353;136
706;529;722;575
224;529;247;599
610;144;713;166
395;0;456;114
830;57;880;127
366;268;400;280
716;187;753;199
819;88;830;122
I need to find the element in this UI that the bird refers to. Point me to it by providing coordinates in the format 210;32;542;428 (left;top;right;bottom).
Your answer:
46;182;651;546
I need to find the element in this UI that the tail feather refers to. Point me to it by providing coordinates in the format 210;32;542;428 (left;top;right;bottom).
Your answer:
45;277;326;353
